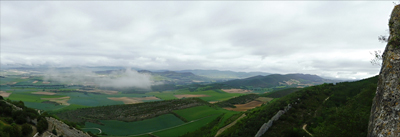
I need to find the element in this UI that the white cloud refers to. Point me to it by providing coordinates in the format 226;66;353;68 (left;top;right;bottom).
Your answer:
0;1;393;79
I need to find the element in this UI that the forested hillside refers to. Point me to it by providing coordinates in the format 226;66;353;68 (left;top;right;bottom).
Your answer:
215;76;378;137
0;97;47;137
222;74;334;88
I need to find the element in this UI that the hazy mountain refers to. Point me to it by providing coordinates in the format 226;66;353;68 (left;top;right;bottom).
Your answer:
178;69;271;80
222;73;337;88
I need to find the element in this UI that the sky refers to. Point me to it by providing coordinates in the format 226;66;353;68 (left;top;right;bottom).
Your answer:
0;1;395;79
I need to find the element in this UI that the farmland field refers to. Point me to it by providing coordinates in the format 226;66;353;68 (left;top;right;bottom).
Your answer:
23;102;66;111
84;114;185;136
152;114;221;137
7;92;66;103
173;105;239;129
50;104;89;112
145;91;177;100
174;105;224;121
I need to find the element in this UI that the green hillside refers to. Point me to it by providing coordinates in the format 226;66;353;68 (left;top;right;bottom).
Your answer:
0;97;48;137
178;70;271;80
216;75;378;137
222;74;334;88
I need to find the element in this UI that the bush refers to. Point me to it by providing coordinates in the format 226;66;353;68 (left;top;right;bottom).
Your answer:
37;117;48;134
21;123;32;136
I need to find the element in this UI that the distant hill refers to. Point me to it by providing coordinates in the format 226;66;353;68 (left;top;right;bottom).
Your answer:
222;73;336;89
178;70;271;80
139;70;213;85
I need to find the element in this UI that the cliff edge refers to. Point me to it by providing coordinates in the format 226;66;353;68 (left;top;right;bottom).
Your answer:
368;5;400;137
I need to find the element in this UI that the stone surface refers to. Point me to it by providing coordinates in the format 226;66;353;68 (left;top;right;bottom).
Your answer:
368;5;400;137
44;117;91;137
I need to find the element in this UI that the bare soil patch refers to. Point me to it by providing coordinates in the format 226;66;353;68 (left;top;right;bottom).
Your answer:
108;97;161;104
41;96;70;105
0;91;11;97
32;81;38;83
32;92;57;95
21;77;29;79
42;82;50;84
174;94;210;99
222;89;252;93
223;100;264;112
209;101;218;104
256;97;274;102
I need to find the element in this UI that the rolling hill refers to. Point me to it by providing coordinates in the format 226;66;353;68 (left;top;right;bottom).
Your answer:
179;69;271;80
222;73;337;89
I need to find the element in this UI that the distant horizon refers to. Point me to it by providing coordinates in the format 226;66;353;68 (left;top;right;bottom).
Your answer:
0;64;366;81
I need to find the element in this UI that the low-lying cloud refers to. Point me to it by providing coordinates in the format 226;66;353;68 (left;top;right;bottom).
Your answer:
44;68;152;90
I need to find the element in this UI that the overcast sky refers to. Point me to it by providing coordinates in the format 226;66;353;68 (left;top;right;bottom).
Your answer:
0;1;395;79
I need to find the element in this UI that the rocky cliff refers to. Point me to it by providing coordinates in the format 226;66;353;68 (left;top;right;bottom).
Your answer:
35;117;91;137
368;5;400;137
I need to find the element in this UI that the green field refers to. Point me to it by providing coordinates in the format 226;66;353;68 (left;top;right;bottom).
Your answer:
50;104;89;113
174;106;223;121
82;128;100;134
7;93;66;103
23;102;67;111
152;114;221;137
84;114;185;136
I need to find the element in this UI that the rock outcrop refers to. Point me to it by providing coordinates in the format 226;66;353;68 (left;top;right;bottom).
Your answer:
44;117;91;137
368;5;400;137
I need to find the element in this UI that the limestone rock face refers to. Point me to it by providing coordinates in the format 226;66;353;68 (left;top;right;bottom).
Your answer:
45;117;91;137
368;5;400;137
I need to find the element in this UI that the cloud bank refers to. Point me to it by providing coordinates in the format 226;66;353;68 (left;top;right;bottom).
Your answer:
44;68;152;89
1;1;394;79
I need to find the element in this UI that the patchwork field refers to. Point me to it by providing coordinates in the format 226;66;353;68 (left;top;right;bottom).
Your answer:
1;74;257;137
